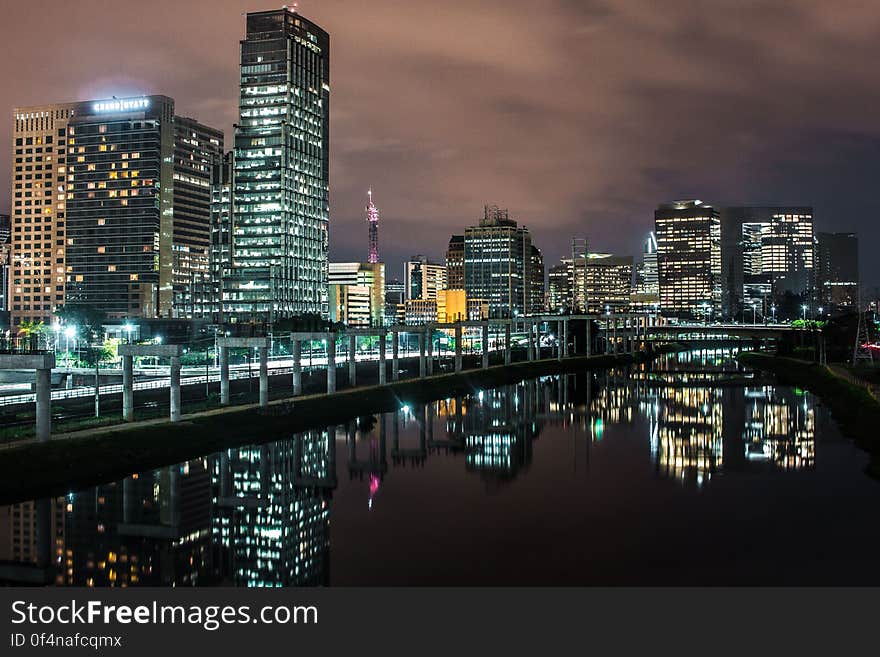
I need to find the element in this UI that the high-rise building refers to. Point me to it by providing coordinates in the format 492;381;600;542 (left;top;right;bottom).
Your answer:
328;262;385;326
720;207;814;319
64;96;177;319
226;8;331;325
445;235;465;290
816;232;859;311
463;205;536;319
384;278;405;325
0;214;10;323
11;96;221;323
583;253;633;314
404;255;446;301
548;263;570;313
655;200;721;319
528;244;545;314
171;117;224;318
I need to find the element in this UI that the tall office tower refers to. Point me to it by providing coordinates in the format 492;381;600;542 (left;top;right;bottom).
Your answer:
720;207;814;319
463;205;535;319
404;255;446;301
171;117;224;318
229;8;331;325
570;238;588;312
655;200;721;320
11;97;219;324
529;244;545;314
328;261;385;326
198;151;235;323
583;253;633;313
445;235;465;289
548;263;570;313
384;277;405;325
10;102;80;327
641;232;659;294
62;96;176;319
816;232;859;311
366;189;379;264
0;214;10;322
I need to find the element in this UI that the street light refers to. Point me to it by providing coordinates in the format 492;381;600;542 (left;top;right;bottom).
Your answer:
751;303;758;326
64;326;77;367
124;323;134;344
771;304;777;323
801;304;808;322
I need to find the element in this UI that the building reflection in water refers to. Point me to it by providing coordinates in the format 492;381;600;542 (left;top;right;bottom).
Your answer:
0;350;818;585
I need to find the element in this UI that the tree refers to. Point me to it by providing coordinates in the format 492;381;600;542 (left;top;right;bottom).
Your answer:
17;319;47;337
54;305;107;342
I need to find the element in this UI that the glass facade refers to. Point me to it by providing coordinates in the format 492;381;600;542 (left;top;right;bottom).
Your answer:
227;8;331;324
655;200;722;320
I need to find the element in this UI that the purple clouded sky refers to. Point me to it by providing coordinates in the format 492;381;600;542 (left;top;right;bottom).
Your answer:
3;0;880;285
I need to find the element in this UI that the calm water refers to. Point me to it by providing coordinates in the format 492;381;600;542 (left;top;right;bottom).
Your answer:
4;349;880;586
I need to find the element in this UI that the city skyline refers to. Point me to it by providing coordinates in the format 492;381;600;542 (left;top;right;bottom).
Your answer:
1;0;878;288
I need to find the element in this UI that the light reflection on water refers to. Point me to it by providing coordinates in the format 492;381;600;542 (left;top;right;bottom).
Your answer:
1;348;877;586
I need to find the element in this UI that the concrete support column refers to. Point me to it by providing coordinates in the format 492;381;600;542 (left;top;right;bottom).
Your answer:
327;335;337;394
613;319;619;354
418;331;426;378
392;331;400;381
504;324;512;365
378;333;387;385
557;320;563;360
220;345;230;405
528;323;535;361
292;340;302;395
258;346;268;407
454;323;463;372
586;320;592;356
563;320;571;357
426;328;434;376
35;367;51;442
482;323;490;369
170;356;181;423
348;334;357;387
122;354;134;421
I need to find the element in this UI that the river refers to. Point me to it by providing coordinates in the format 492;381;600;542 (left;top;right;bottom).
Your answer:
2;348;879;585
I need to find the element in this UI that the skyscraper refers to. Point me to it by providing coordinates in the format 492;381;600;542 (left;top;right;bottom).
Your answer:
404;255;446;301
655;200;721;320
11;97;221;323
463;205;536;319
226;7;331;324
445;235;465;290
816;232;859;311
171;117;224;317
328;261;385;326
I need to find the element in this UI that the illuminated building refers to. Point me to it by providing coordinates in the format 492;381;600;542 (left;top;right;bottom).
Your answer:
0;213;10;322
721;207;814;319
404;255;446;301
437;288;488;322
548;263;570;313
225;8;331;325
529;243;545;313
816;232;859;312
655;200;721;320
328;262;385;326
463;205;539;318
384;278;405;325
10;96;221;322
404;298;438;325
742;387;815;470
170;117;224;318
446;235;465;290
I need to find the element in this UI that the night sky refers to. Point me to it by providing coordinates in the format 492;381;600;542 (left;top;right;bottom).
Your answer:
3;0;879;286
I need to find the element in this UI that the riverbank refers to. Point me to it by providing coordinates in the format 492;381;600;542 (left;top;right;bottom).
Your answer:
737;352;880;478
0;352;648;503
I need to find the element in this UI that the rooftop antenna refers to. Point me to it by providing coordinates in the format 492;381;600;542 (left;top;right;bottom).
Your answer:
366;188;380;264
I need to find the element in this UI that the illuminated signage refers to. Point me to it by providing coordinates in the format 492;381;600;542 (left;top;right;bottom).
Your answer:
92;98;150;113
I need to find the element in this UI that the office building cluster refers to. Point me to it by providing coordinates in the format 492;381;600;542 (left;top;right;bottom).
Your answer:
2;8;865;334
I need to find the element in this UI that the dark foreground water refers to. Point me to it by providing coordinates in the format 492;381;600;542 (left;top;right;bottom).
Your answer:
3;349;880;586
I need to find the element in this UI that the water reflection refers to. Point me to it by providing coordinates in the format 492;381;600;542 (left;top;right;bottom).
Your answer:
0;349;826;586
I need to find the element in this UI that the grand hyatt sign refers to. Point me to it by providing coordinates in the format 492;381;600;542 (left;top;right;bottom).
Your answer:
92;97;151;113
